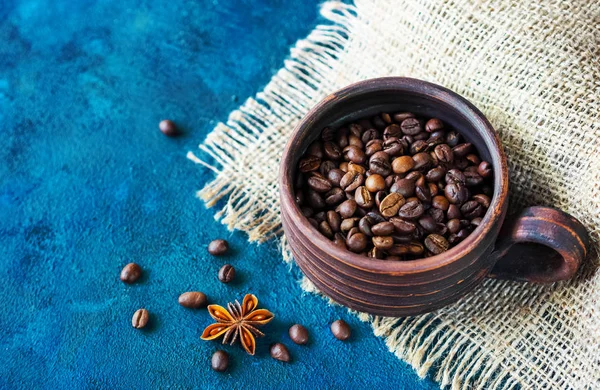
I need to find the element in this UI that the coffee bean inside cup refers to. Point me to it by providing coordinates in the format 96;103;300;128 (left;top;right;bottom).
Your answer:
294;112;493;259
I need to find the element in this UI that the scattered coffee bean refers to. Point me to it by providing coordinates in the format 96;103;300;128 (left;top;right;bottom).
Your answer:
295;113;493;259
330;319;351;341
159;119;178;137
120;263;142;284
178;291;208;308
132;308;149;329
211;350;229;372
289;324;309;345
218;264;235;283
270;343;291;362
208;239;229;256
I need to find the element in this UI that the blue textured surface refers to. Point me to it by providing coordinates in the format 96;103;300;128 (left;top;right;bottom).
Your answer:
0;1;438;388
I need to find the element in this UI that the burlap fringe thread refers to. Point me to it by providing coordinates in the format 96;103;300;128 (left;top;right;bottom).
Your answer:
188;1;600;389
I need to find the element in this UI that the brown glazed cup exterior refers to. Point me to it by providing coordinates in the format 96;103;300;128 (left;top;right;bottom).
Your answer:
280;77;590;317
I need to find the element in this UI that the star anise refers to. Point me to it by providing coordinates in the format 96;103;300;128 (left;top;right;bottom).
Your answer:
201;294;274;355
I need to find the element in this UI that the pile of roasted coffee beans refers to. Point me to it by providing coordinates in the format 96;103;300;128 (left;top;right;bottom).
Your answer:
294;112;493;259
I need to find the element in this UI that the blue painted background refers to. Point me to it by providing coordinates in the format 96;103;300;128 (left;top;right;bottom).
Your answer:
0;0;438;388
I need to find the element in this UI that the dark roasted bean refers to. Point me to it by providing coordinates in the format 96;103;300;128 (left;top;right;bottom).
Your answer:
321;126;335;141
326;210;341;233
371;221;395;236
319;221;334;239
464;171;484;186
478;161;493;178
390;178;416;198
383;124;403;139
410;140;429;154
299;156;321;172
343;145;366;163
453;143;473;157
323;141;342;160
347;232;367;253
218;264;235;283
447;204;462;220
330;320;351;340
444;183;469;205
365;139;383;156
412;152;433;171
400;118;422;135
446;131;460;147
398;200;425;219
424;234;449;255
336;199;357;218
473;194;491;209
340;171;364;192
120;263;142;283
382;137;405;156
327;169;345;187
425;118;444;133
389;217;417;235
461;200;484;219
373;236;394;250
362;129;378;144
324;187;346;206
308;175;332;193
307;141;323;158
289;324;309;345
418;215;437;233
428;207;445;223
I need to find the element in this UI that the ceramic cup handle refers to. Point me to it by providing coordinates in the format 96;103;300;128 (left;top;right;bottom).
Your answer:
488;206;590;283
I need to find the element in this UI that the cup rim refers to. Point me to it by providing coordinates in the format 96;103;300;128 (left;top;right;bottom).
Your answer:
280;77;509;274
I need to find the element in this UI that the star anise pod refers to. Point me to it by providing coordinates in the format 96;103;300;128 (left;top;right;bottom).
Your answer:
201;294;274;355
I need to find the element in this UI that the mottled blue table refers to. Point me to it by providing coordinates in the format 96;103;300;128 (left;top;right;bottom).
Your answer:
0;1;437;388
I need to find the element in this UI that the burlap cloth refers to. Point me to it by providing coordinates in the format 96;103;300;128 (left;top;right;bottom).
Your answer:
188;1;600;388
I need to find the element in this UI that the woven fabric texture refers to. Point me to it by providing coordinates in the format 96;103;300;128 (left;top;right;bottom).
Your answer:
189;1;600;388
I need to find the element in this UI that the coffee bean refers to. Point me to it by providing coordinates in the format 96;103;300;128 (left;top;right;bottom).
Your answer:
326;169;344;187
390;178;416;198
401;118;422;135
424;234;449;255
348;134;363;148
382;137;405;156
415;184;432;203
343;145;366;164
336;128;349;148
211;350;229;372
132;308;149;329
270;343;291;362
374;190;388;208
218;264;235;283
340;217;359;233
159;119;178;136
120;263;142;284
179;292;208;308
289;324;309;345
336;199;357;219
319;221;334;239
347;232;367;253
307;175;332;193
362;129;378;144
299;156;321;172
478;161;493;178
418;215;437;233
307;189;326;209
466;153;481;165
330;320;351;340
369;151;392;176
453;143;473;157
358;216;373;236
388;242;424;256
393;112;415;122
383;124;403;139
432;195;450;211
409;140;429;154
460;200;484;219
368;247;385;259
323;141;342;160
392;156;415;174
307;141;323;159
324;187;345;206
371;221;395;236
398;200;425;219
447;218;461;234
373;236;394;250
340;171;364;192
446;169;466;184
427;206;443;221
444;183;469;205
349;123;363;137
379;193;406;218
365;174;385;192
473;194;491;209
464;171;484;187
389;217;417;235
446;131;460;147
326;211;341;233
427;130;446;145
321;126;335;141
425;118;444;133
333;233;347;249
365;139;383;156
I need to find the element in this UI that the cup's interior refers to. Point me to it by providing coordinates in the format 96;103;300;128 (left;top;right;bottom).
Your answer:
283;78;507;269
